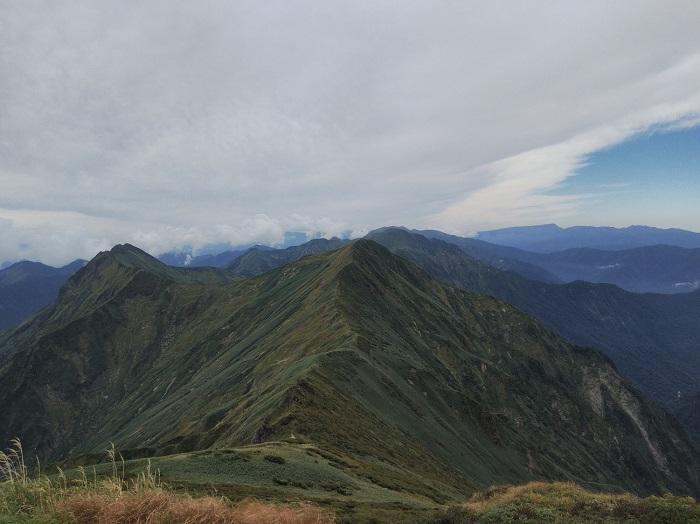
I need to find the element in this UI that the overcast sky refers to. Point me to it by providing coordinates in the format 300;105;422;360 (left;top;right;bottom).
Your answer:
2;1;700;264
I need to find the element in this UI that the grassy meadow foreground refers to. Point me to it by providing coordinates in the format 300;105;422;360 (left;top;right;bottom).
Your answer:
2;441;698;523
0;440;332;524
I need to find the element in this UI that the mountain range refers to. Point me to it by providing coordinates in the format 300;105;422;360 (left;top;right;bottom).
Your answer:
373;230;700;402
228;238;348;277
1;240;698;500
6;224;700;332
476;224;700;252
0;223;700;500
420;230;700;294
519;244;700;294
157;245;274;268
0;259;85;331
218;228;700;442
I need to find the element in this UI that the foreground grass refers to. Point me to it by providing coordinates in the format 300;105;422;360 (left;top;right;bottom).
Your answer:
3;440;699;522
1;491;331;523
425;481;700;523
0;440;333;524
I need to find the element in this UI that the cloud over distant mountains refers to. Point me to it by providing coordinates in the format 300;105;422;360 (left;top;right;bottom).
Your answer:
2;1;700;264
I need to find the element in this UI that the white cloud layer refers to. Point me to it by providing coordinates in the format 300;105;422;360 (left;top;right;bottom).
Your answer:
1;1;700;264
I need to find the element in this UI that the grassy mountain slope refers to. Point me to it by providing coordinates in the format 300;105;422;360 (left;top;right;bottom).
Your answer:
211;229;700;410
0;260;85;331
414;229;562;283
0;241;698;500
157;245;275;268
367;229;700;410
674;393;700;443
228;238;348;276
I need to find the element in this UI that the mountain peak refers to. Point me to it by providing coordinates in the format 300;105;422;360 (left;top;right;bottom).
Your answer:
228;237;349;276
84;243;184;280
109;242;146;255
49;244;227;324
367;225;409;235
329;238;431;294
344;238;387;256
335;238;414;270
107;243;162;266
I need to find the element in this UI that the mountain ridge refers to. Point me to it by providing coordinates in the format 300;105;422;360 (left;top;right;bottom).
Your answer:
422;230;700;294
495;243;700;294
367;229;700;409
228;228;700;417
1;239;698;499
0;258;86;331
228;237;349;276
414;229;562;283
476;224;700;252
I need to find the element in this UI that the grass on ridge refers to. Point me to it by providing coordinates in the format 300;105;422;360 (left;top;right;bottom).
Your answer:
3;439;700;523
424;481;700;523
0;439;333;523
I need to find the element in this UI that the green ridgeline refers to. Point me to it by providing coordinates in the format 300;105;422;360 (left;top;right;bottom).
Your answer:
0;240;698;514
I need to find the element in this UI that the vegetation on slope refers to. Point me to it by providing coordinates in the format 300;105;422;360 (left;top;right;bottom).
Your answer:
148;229;700;441
412;228;562;284
0;440;332;524
426;482;700;524
228;238;348;276
4;438;698;524
1;240;698;500
367;228;700;410
673;392;700;443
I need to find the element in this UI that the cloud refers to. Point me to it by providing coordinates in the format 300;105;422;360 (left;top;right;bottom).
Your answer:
1;1;700;262
0;211;347;266
430;72;700;233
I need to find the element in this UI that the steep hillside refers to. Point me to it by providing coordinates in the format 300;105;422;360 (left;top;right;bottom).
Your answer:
228;238;348;276
674;393;700;443
419;230;700;294
499;244;700;294
158;245;274;268
0;241;698;500
415;229;561;283
366;229;700;411
213;229;700;411
0;259;85;331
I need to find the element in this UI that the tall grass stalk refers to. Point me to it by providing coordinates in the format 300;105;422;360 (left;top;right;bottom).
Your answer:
0;438;333;523
0;438;28;486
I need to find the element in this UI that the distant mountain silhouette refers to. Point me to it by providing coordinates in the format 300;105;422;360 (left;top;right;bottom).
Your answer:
0;259;86;331
476;224;700;252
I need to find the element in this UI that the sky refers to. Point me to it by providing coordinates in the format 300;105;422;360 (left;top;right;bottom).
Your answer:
552;125;700;228
1;1;700;265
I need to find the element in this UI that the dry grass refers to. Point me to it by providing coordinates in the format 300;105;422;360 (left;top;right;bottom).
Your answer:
0;439;29;487
465;480;697;515
55;491;331;524
465;481;623;513
0;439;334;524
427;481;700;523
